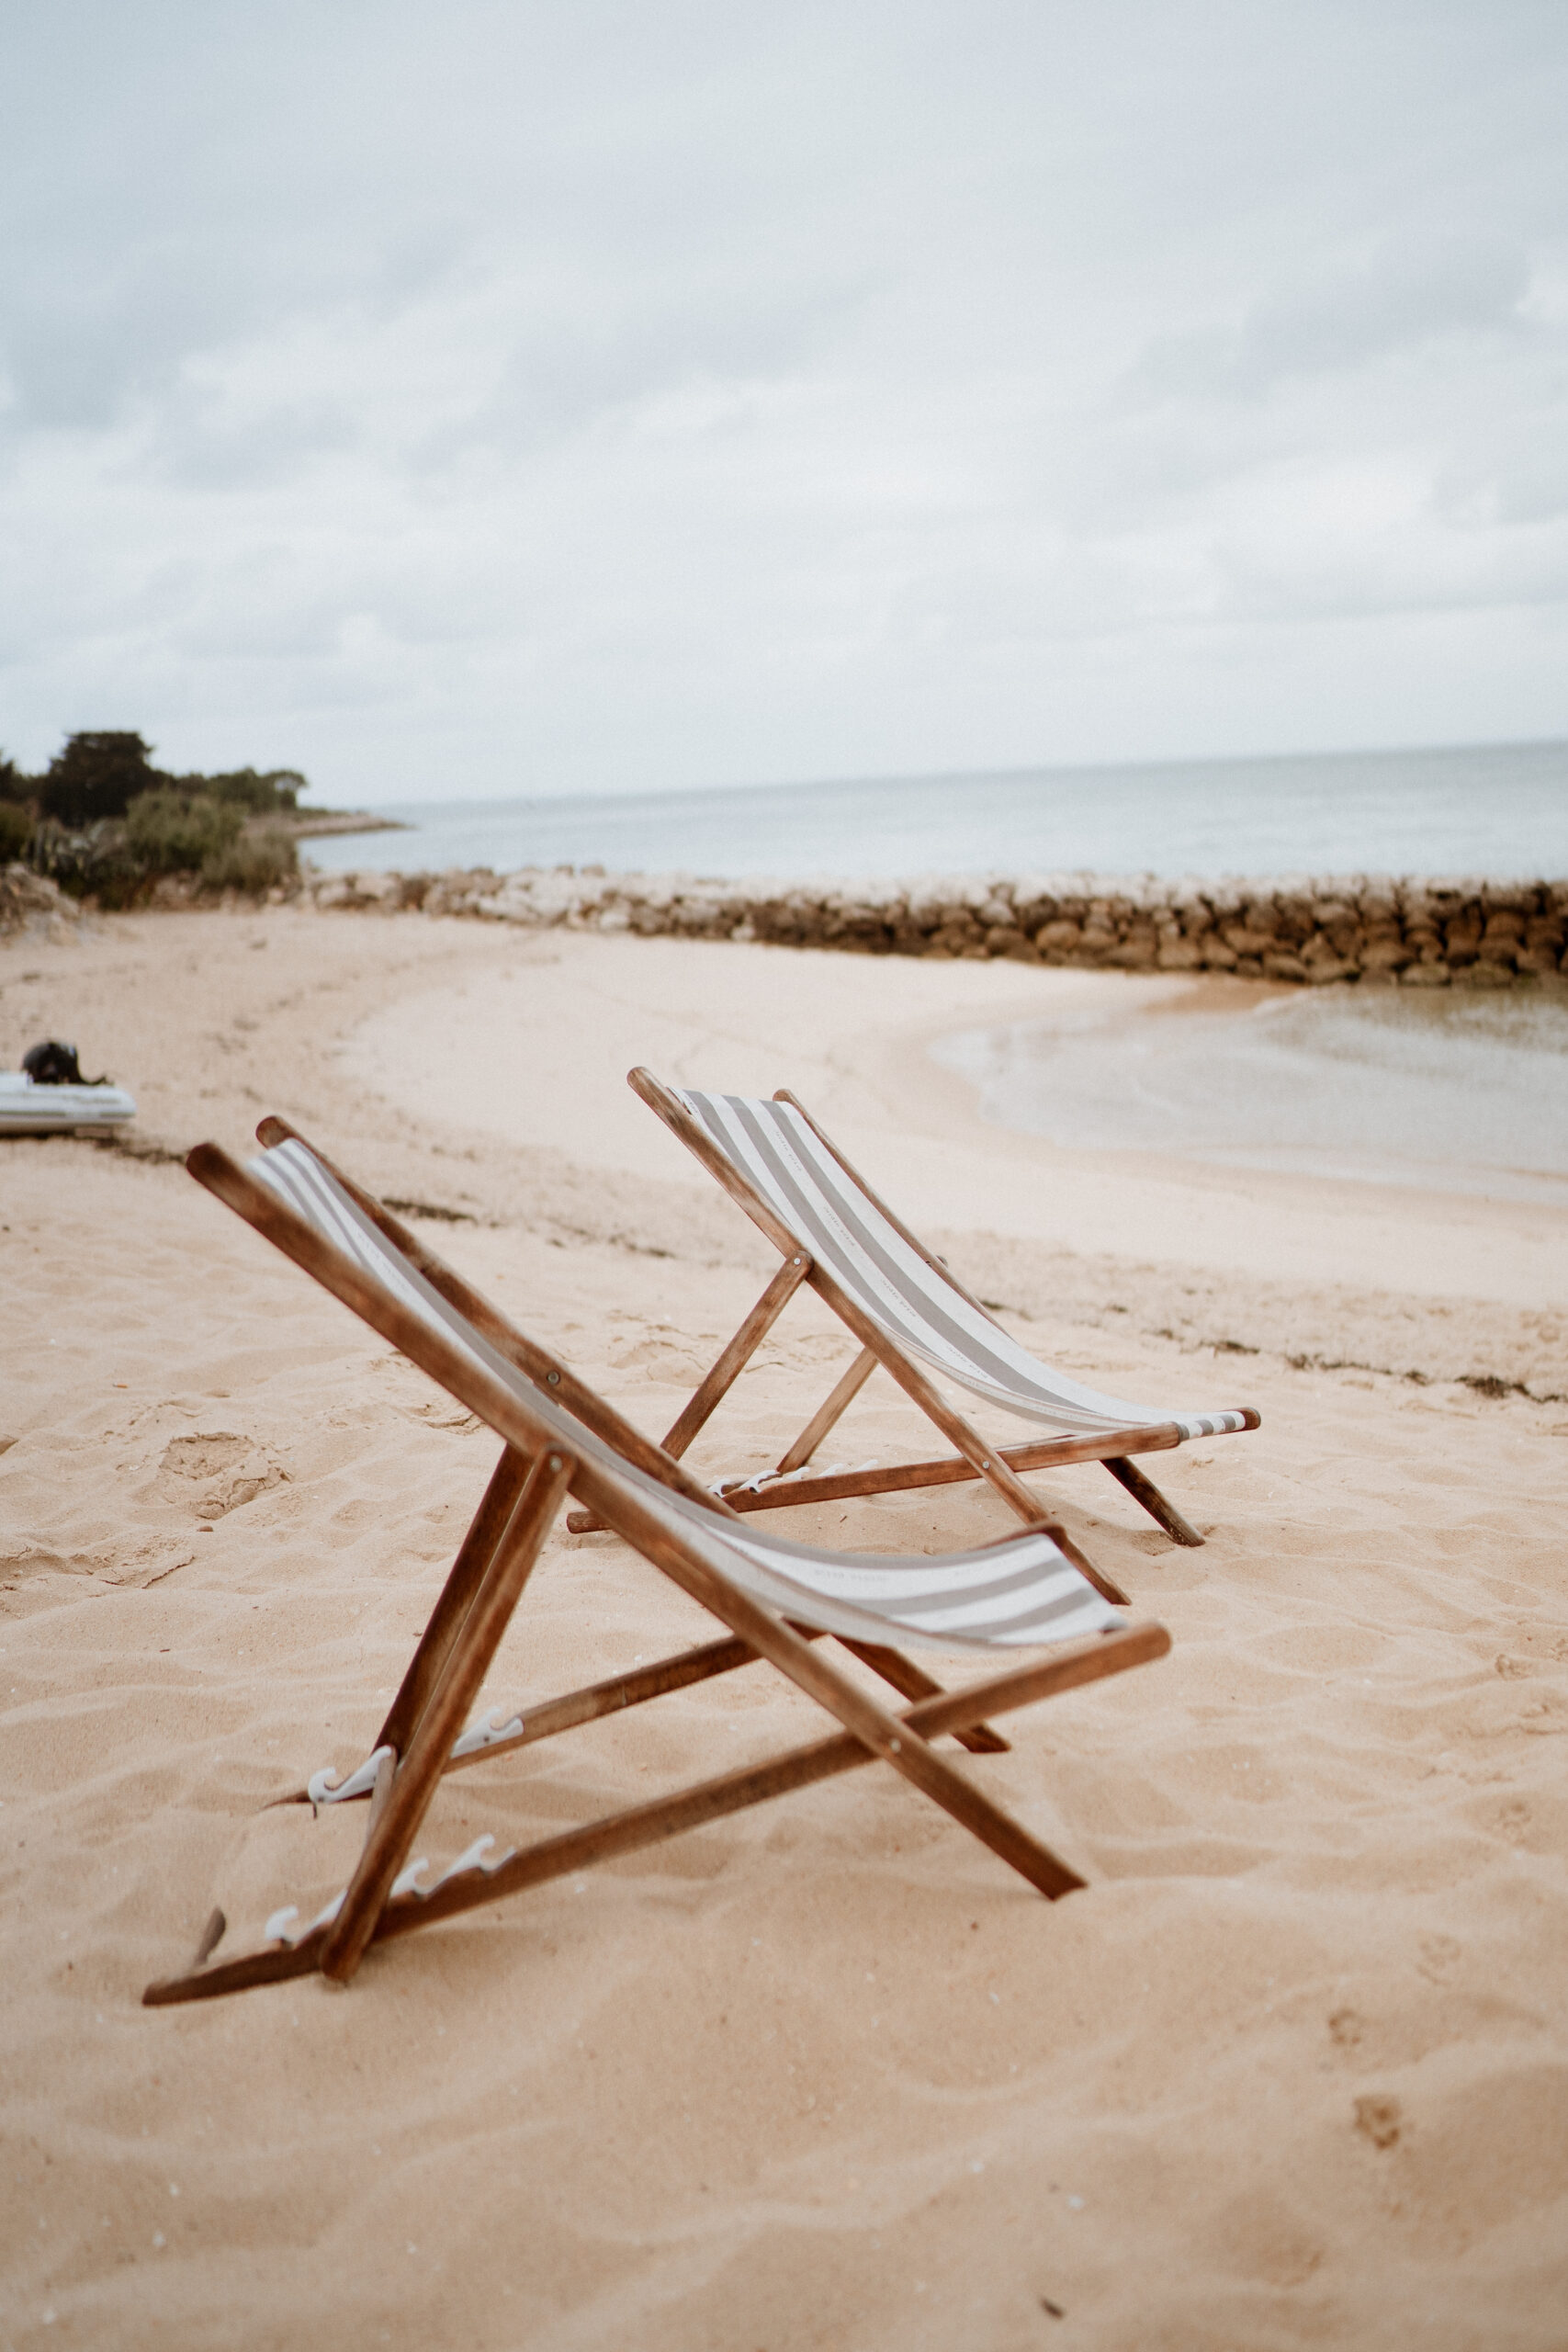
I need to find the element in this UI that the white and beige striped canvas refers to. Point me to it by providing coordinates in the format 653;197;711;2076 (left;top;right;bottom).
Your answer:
251;1140;1122;1654
673;1089;1248;1444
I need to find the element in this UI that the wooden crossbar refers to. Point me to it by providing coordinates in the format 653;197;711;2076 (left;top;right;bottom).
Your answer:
709;1419;1189;1510
277;1609;1008;1816
144;1623;1168;2006
274;1631;765;1806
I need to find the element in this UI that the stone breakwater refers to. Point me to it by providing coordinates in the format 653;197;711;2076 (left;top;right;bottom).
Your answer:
302;864;1568;987
6;856;1565;986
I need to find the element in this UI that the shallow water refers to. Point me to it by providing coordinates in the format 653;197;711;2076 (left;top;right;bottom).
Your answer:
931;984;1568;1204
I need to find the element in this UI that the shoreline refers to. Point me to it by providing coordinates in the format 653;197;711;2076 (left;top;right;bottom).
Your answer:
341;928;1568;1367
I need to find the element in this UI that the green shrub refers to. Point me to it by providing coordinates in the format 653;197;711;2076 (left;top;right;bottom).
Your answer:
196;766;305;815
125;788;243;872
200;821;299;893
28;819;144;906
0;801;34;861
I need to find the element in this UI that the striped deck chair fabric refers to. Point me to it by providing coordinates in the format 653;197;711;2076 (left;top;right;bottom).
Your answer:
257;1138;1119;1654
626;1070;1258;1551
143;1123;1169;2008
675;1089;1249;1441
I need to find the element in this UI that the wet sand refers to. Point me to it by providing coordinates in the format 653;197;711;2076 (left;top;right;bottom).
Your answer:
932;980;1568;1209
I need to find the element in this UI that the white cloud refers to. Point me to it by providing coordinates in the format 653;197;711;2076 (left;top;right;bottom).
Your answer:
1;0;1565;796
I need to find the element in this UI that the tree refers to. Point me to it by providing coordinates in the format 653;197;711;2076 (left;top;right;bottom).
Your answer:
39;731;167;826
0;797;32;860
0;750;34;806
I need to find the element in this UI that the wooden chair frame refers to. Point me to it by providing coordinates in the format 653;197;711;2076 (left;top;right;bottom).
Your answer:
143;1120;1170;2007
605;1069;1261;1569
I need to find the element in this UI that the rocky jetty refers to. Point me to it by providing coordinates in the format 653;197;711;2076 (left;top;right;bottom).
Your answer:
299;864;1568;987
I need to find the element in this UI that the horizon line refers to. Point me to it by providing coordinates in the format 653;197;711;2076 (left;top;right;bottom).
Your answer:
308;730;1568;813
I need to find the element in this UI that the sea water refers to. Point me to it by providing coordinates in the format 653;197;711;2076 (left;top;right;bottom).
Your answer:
304;737;1568;885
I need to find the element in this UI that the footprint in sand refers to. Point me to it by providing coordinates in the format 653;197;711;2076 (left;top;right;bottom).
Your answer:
156;1431;285;1517
1354;2095;1404;2150
1416;1934;1463;1984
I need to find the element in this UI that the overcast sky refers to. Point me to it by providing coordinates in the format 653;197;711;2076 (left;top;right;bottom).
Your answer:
3;0;1566;802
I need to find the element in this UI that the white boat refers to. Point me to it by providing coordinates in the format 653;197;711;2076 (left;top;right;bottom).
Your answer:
0;1071;138;1134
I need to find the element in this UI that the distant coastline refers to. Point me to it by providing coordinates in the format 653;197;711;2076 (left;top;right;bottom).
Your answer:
287;809;411;839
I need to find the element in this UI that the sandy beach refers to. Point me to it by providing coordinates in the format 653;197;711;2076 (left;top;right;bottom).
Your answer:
3;904;1566;2351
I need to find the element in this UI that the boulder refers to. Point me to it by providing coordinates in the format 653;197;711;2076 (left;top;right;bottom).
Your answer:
1222;922;1278;957
1156;936;1205;971
1105;933;1158;969
1034;918;1082;953
985;925;1040;961
1303;956;1359;985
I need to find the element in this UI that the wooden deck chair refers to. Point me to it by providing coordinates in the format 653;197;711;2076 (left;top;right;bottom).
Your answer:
613;1069;1259;1563
143;1119;1171;2007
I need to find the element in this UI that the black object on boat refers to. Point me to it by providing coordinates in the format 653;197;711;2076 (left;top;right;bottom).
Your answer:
21;1039;109;1086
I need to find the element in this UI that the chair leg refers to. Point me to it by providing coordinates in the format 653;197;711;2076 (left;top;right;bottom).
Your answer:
615;1513;1088;1900
570;1340;874;1529
829;1319;1135;1603
774;1346;878;1476
837;1637;1010;1755
319;1449;576;1984
565;1254;812;1533
660;1252;813;1461
1101;1456;1202;1547
375;1443;535;1760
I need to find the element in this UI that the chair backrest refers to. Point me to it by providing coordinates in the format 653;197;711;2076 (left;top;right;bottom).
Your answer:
245;1138;1120;1653
669;1088;1170;1432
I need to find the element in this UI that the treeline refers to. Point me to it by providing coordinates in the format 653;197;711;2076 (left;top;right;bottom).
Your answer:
0;731;305;903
